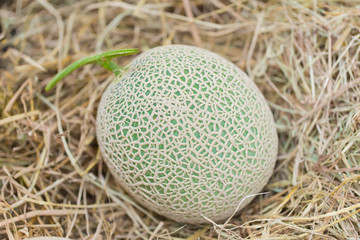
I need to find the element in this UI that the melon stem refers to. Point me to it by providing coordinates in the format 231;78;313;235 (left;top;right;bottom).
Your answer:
45;48;139;91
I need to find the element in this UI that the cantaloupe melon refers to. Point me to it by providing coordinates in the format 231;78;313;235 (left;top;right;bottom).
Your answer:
96;45;278;224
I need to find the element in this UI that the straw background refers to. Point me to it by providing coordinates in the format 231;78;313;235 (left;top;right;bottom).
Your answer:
1;0;360;239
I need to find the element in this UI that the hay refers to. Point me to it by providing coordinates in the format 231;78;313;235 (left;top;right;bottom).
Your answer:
1;0;360;239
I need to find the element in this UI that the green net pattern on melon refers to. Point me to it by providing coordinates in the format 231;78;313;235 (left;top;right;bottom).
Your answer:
96;45;278;224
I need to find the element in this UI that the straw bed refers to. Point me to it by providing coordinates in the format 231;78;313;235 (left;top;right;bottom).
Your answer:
1;0;360;239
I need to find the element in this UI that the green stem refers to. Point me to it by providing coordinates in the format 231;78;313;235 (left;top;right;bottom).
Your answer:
45;48;139;91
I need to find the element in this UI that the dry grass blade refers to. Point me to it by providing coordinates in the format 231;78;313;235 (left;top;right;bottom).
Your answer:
1;0;360;239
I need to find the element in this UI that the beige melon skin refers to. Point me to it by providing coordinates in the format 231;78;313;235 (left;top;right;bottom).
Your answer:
96;45;278;224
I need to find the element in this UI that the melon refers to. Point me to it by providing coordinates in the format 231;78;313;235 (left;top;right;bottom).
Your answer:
96;45;278;224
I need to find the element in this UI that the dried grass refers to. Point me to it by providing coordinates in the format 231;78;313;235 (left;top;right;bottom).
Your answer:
1;0;360;239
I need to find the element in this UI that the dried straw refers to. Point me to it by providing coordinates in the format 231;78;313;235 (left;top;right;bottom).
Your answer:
1;0;360;239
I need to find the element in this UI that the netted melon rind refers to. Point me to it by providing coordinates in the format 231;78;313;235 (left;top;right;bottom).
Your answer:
96;45;278;224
